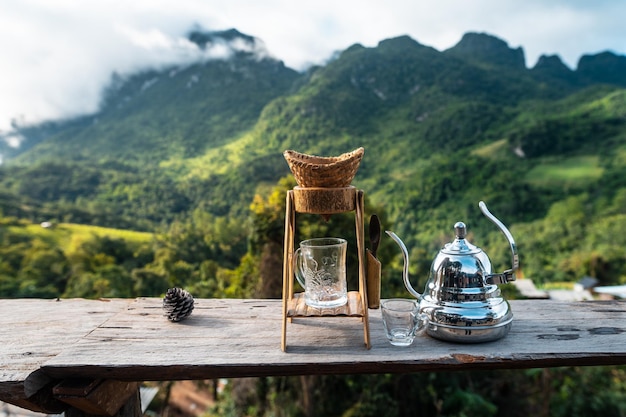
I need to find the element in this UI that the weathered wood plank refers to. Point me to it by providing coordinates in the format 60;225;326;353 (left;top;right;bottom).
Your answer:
38;298;626;382
0;298;131;412
3;297;626;413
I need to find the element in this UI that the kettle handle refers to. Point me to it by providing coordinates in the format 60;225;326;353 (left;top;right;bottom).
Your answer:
479;201;519;284
385;231;423;300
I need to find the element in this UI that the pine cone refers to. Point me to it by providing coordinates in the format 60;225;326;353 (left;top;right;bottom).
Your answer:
163;287;194;322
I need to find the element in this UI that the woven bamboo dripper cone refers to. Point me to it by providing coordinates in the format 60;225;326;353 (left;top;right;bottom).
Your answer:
283;148;364;221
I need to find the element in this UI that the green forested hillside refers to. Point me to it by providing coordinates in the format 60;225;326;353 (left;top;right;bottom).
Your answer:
2;30;626;293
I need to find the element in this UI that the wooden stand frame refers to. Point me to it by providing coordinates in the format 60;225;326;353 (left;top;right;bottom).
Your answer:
281;186;370;351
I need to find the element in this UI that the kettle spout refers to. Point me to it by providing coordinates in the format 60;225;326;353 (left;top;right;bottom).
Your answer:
386;231;422;300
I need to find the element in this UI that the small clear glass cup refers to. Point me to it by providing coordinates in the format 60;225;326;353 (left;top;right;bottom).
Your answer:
381;298;427;346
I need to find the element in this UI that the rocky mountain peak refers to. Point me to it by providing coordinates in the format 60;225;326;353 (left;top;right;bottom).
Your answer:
445;32;526;70
187;28;257;50
534;54;570;71
577;51;626;87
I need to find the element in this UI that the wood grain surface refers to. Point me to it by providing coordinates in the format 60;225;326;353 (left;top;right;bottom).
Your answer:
0;298;131;411
2;297;626;410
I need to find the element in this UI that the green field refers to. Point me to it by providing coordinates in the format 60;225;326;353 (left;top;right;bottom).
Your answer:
525;156;604;187
471;138;509;158
9;222;154;255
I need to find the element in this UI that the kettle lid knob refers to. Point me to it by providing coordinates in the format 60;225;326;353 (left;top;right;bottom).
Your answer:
442;221;480;255
454;222;467;239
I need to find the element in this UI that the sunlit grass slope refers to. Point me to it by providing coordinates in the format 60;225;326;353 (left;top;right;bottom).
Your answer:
525;156;604;187
11;222;154;254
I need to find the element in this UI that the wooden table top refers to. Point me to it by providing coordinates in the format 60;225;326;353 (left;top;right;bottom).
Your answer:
2;297;626;411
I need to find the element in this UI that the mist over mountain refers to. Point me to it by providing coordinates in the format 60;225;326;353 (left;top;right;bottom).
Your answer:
2;29;625;163
0;27;278;160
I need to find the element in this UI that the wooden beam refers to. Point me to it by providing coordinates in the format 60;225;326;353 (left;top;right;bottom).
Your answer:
60;381;143;417
54;379;140;416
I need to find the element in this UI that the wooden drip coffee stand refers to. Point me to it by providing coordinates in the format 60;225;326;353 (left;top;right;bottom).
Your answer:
281;186;370;351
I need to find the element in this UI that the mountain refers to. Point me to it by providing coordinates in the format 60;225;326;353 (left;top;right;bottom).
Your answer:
1;30;626;281
6;31;625;166
0;29;302;226
577;51;626;86
530;54;580;91
10;47;300;164
444;32;526;70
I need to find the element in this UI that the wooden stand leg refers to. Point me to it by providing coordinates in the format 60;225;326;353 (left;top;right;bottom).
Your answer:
281;190;295;352
355;190;371;349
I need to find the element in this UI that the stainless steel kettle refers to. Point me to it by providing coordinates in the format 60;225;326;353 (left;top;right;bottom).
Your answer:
386;201;519;343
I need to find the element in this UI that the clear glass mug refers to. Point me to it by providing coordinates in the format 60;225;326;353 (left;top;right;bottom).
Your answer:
294;237;348;308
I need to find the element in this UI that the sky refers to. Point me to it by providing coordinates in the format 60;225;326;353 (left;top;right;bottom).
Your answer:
1;0;626;138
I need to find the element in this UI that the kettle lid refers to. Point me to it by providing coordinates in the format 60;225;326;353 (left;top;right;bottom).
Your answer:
440;222;482;256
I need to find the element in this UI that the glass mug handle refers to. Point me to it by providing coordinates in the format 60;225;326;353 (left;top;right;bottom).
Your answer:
293;248;306;289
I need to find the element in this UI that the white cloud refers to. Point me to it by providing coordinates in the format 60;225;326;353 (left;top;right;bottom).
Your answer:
4;132;25;148
1;0;625;135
